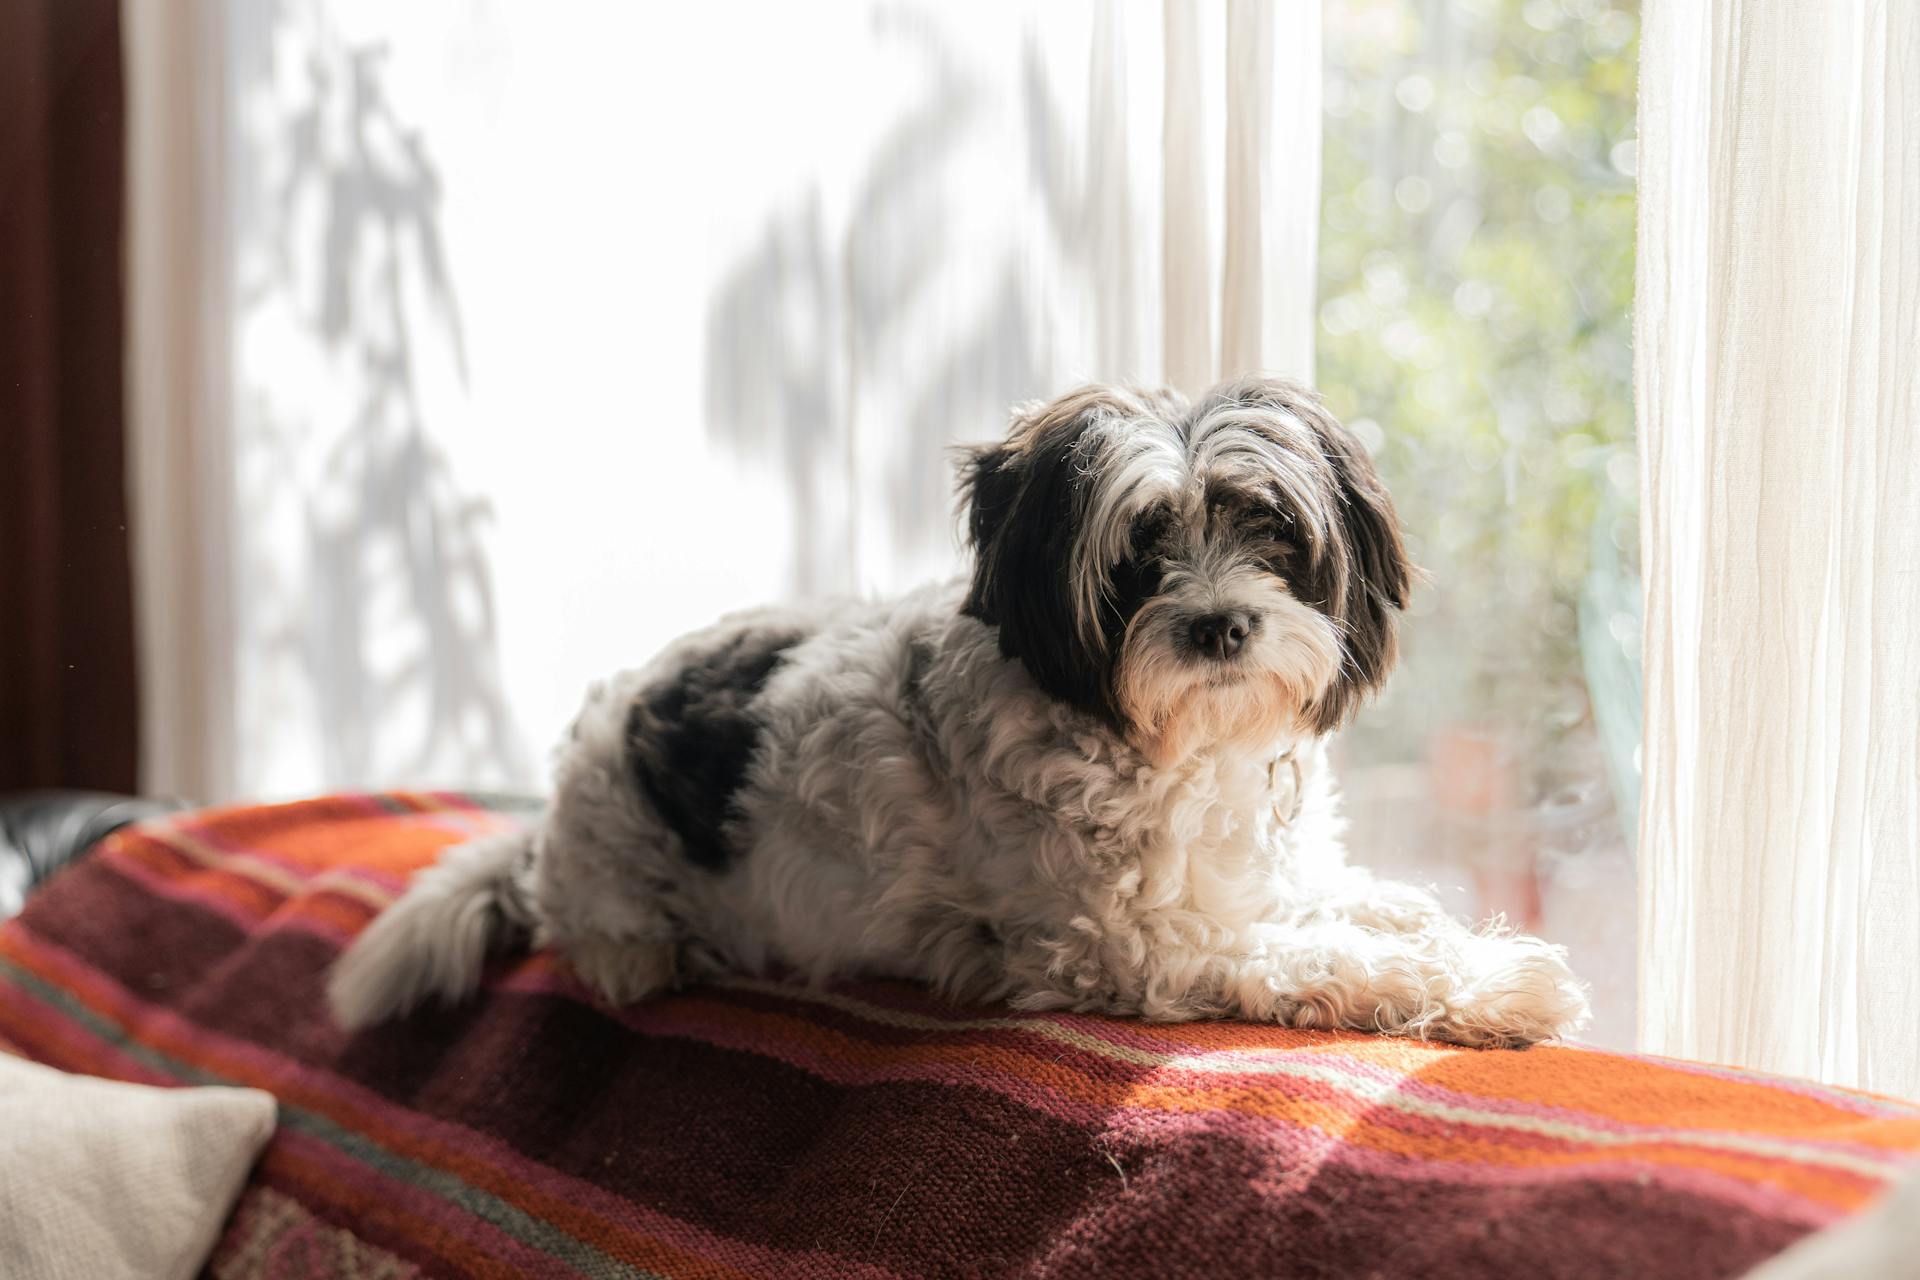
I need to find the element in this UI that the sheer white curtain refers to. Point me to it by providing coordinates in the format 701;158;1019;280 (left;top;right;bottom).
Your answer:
123;2;1322;803
123;0;234;807
1637;2;1920;1093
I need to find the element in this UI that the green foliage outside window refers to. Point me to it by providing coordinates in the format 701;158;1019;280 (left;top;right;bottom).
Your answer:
1319;0;1640;825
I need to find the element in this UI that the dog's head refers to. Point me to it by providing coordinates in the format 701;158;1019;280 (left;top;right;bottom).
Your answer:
960;376;1410;766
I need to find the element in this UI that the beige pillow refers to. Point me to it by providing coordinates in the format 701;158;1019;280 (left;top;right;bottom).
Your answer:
0;1053;276;1280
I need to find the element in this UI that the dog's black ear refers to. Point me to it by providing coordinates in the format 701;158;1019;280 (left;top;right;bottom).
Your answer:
957;395;1124;726
1300;403;1411;733
956;441;1022;625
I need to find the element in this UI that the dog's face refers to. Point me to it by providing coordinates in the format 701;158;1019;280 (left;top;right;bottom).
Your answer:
961;377;1410;765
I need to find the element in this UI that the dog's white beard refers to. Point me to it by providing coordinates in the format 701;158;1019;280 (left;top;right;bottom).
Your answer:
1116;591;1342;768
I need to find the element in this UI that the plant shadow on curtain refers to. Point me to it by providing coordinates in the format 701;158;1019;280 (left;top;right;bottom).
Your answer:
704;9;1151;595
226;1;529;794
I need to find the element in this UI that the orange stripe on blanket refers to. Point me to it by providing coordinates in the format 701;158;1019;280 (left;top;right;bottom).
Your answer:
624;996;1898;1213
119;836;403;932
101;836;396;941
111;836;290;918
1389;1043;1920;1140
1038;1018;1914;1123
714;976;1920;1148
115;794;506;879
1036;1025;1920;1151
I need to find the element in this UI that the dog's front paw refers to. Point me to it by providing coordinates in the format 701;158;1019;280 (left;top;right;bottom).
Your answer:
560;934;677;1006
1425;930;1590;1048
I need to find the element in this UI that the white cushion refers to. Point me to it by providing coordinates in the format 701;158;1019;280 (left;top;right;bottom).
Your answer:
0;1053;276;1280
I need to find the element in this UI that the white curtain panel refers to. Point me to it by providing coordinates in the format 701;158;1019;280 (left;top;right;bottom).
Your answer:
123;0;235;806
123;2;1322;803
1637;1;1920;1093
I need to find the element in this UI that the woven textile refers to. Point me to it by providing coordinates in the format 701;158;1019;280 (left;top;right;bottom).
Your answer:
0;793;1915;1279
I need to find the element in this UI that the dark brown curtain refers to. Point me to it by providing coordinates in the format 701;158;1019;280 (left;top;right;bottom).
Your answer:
0;0;137;792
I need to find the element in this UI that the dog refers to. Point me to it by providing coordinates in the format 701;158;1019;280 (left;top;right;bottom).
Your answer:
329;376;1589;1047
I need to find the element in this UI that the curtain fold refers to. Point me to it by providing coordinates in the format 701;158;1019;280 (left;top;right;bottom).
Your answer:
1161;0;1214;395
123;0;234;805
1219;0;1320;387
1637;0;1920;1093
1162;0;1322;394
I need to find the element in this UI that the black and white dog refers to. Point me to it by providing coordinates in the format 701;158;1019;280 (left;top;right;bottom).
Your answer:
331;376;1588;1047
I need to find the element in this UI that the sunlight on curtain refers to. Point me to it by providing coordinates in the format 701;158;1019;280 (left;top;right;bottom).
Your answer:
1637;0;1920;1093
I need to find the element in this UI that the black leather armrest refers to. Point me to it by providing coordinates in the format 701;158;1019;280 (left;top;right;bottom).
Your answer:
0;791;185;919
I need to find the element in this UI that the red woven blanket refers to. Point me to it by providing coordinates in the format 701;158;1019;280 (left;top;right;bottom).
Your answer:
0;793;1915;1278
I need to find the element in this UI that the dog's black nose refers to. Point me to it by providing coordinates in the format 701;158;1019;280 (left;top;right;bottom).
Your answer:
1189;611;1252;660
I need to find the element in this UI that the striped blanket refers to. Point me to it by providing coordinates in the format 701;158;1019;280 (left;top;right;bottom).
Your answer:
0;794;1914;1279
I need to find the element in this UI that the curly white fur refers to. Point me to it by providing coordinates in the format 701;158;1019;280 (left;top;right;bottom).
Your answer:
330;378;1590;1048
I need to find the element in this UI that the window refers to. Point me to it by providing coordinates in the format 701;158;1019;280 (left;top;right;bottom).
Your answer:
1319;0;1640;1047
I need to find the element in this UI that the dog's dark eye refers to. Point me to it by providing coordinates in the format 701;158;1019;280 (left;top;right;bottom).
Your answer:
1129;507;1171;555
1259;514;1307;577
1105;551;1163;623
1263;514;1301;550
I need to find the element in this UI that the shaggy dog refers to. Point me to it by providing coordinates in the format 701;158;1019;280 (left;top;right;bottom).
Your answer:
330;376;1589;1047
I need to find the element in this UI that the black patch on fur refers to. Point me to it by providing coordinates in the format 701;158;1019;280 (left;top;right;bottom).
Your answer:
627;627;805;871
960;406;1127;727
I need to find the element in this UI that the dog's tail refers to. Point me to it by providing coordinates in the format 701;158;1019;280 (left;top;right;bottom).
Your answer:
327;830;535;1030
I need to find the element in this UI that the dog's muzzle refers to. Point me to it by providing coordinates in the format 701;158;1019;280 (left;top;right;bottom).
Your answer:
1188;611;1255;661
